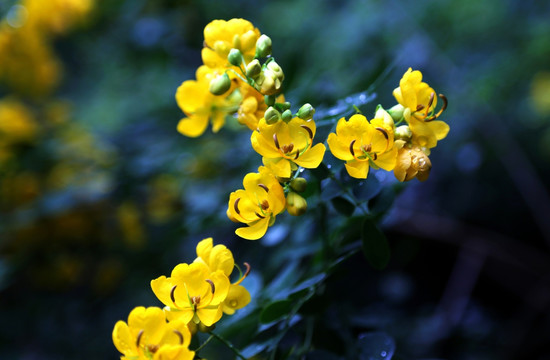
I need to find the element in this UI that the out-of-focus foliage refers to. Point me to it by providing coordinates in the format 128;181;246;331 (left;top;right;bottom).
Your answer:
0;0;549;359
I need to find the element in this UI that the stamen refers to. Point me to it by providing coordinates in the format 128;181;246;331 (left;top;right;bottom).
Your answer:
146;344;159;354
261;200;269;211
258;184;269;192
273;133;280;149
205;279;215;294
136;330;144;347
173;330;184;345
373;153;378;161
233;198;241;214
416;104;424;111
235;262;251;285
375;127;389;140
294;150;300;160
361;144;372;153
282;143;294;154
349;139;356;157
301;125;313;139
170;285;177;304
254;211;265;219
425;93;448;122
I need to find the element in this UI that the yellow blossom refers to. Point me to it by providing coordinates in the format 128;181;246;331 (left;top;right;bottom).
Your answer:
227;166;286;240
150;262;230;327
193;238;251;315
393;145;432;182
251;117;326;178
176;65;240;137
327;114;397;179
393;68;449;149
0;98;38;145
112;306;194;360
202;19;261;69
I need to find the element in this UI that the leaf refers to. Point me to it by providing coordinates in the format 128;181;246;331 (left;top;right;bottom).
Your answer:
368;186;395;215
352;175;381;202
331;196;355;216
310;162;332;180
259;299;294;324
321;179;343;201
356;331;395;360
361;218;390;270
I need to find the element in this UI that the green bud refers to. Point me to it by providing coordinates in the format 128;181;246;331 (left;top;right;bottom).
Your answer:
256;69;282;95
255;34;272;58
388;104;405;122
246;59;261;79
228;48;244;67
297;103;315;120
394;125;412;141
375;107;395;129
279;102;291;111
290;177;307;192
209;73;231;95
281;109;292;122
264;95;276;106
286;192;307;216
264;106;281;124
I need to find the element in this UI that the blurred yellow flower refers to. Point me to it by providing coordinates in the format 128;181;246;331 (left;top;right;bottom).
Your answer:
176;66;241;137
151;262;230;327
0;98;38;145
393;145;432;182
112;306;194;360
227;167;286;240
327;114;397;179
251;117;326;178
202;18;260;69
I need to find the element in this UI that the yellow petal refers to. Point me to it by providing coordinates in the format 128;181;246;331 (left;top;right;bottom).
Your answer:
222;284;251;315
295;143;326;168
195;238;213;265
345;160;369;179
327;133;354;161
251;130;282;158
151;276;176;308
197;305;223;327
177;115;209;138
112;320;136;357
235;217;269;240
263;157;291;178
209;245;234;277
429;120;450;141
208;270;230;305
154;345;195;360
374;147;397;171
175;80;207;114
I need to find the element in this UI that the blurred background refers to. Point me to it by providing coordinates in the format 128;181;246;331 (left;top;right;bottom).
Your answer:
1;0;549;359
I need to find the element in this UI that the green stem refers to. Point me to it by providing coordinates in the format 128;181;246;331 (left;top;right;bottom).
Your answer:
194;334;214;353
209;331;247;360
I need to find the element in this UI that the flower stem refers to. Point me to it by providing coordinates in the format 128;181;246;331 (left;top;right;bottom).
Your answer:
194;334;214;353
209;331;247;360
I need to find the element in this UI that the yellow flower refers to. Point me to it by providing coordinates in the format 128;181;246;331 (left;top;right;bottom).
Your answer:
193;238;251;315
251;118;326;178
112;306;194;360
176;65;240;137
393;145;432;182
327;114;397;179
202;19;260;69
150;262;230;327
0;98;38;145
393;68;449;149
227;166;286;240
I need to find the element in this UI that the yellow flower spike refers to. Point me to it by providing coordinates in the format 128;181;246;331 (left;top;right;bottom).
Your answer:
251;117;326;178
112;306;194;360
176;66;241;137
150;262;230;327
227;166;286;240
392;68;450;149
202;19;261;68
327;114;397;179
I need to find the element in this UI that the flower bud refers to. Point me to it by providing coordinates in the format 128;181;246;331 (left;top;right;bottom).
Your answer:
209;73;231;95
375;107;394;129
266;61;284;80
394;146;432;182
228;48;244;67
394;125;412;141
388;104;404;122
286;192;307;216
255;34;272;58
297;103;315;120
264;106;281;124
290;177;307;192
246;59;261;79
256;69;282;95
281;109;292;122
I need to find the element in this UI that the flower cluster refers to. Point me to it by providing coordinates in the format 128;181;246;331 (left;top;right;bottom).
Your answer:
175;18;326;240
328;68;449;181
113;238;251;359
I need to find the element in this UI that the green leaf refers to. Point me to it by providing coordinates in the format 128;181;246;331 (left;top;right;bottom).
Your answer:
331;196;355;216
321;179;343;201
361;218;390;270
310;162;331;180
352;175;381;202
368;186;395;215
259;299;294;324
